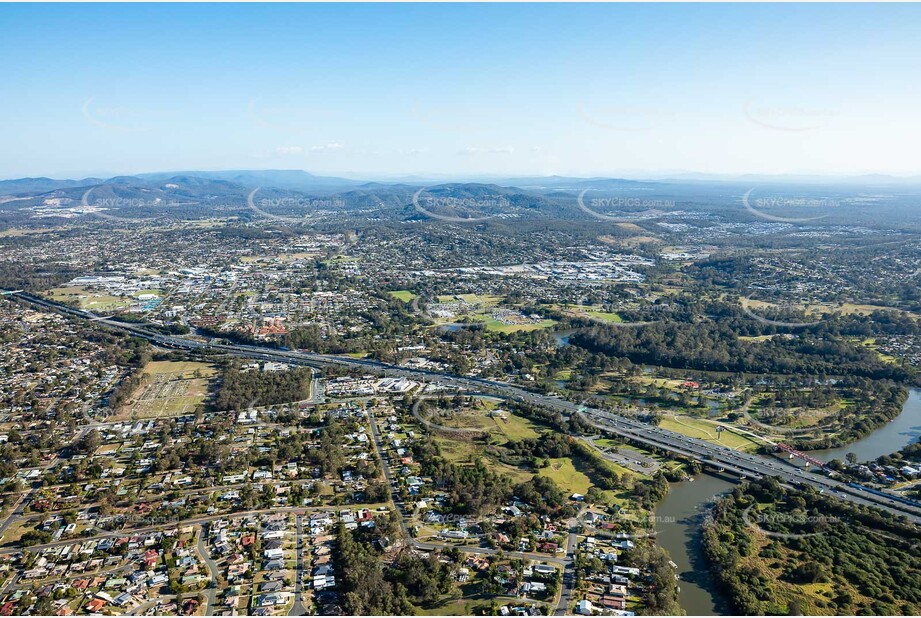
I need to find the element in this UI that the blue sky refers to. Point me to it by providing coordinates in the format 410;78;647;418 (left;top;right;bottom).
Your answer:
1;3;920;179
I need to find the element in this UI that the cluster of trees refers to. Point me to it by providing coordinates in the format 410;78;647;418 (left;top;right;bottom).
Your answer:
702;478;921;615
285;324;364;355
334;524;417;615
512;475;573;517
570;319;912;382
387;551;457;607
335;523;461;613
632;543;683;616
0;260;78;293
214;363;313;410
787;379;907;449
505;432;572;466
411;439;511;515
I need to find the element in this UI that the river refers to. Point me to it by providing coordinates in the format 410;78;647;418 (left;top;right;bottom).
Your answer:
653;388;921;615
655;474;735;616
808;388;921;464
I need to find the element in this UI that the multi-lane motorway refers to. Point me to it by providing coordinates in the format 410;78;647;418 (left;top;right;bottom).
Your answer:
12;291;921;527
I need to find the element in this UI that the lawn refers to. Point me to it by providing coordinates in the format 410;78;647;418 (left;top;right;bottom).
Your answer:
739;334;777;342
388;290;417;302
659;415;760;451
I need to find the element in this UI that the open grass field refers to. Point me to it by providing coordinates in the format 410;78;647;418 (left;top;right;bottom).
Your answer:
539;458;593;496
557;303;623;323
117;360;217;420
433;414;538;483
47;286;130;311
659;415;761;451
487;412;542;441
388;290;417;302
743;296;921;320
584;310;623;322
432;433;534;484
433;403;542;442
475;316;557;333
856;337;899;364
457;293;502;305
132;288;164;297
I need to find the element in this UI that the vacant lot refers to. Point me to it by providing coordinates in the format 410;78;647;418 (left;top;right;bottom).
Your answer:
118;360;217;419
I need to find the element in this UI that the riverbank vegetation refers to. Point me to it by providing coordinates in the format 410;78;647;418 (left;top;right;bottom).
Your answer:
701;478;921;615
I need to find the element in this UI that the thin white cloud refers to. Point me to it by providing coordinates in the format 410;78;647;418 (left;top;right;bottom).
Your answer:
309;143;345;152
457;146;515;156
274;146;304;155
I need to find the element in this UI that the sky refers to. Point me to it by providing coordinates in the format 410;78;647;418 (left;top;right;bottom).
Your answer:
1;3;920;180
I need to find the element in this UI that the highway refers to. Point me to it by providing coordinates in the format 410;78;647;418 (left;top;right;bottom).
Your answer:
12;290;921;528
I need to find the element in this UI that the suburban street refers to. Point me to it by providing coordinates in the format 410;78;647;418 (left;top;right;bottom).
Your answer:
289;515;306;616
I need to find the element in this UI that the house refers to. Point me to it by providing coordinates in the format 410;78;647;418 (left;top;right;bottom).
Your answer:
258;593;287;607
261;580;283;592
575;599;595;615
114;592;135;607
601;596;627;611
521;581;547;595
264;559;285;571
85;599;106;613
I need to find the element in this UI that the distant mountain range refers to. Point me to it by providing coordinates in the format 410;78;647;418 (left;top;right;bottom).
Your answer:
4;169;921;198
0;170;363;196
2;169;920;226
